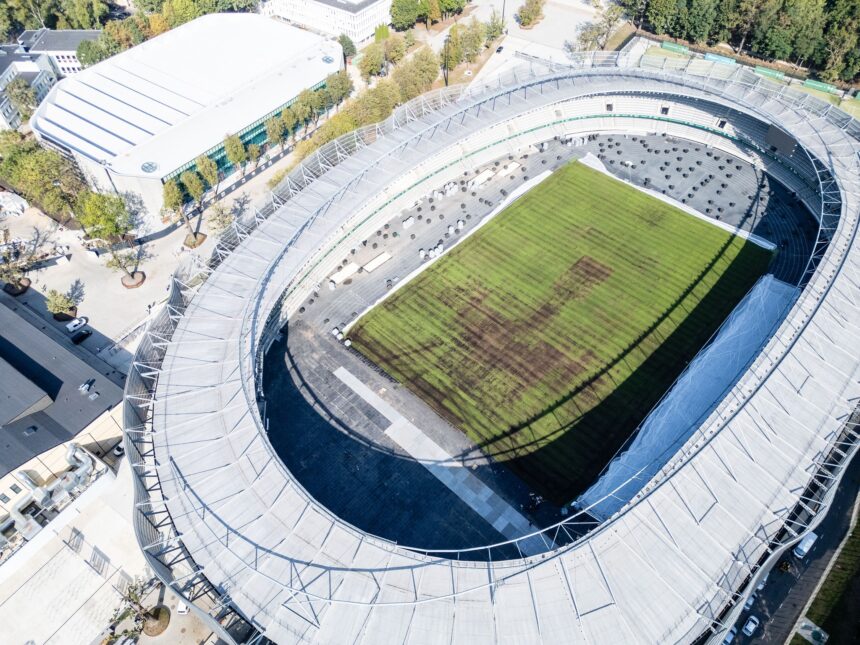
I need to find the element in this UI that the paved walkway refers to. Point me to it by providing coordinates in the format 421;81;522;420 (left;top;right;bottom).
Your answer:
334;366;542;552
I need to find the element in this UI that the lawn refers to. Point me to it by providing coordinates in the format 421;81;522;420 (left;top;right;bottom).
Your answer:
349;162;773;503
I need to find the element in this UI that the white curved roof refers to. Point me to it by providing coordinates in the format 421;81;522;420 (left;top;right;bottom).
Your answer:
139;56;860;644
31;13;341;179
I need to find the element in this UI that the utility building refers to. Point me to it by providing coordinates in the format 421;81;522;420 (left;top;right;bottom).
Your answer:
31;13;342;232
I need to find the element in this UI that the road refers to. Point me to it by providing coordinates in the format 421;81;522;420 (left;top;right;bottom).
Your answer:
730;450;860;644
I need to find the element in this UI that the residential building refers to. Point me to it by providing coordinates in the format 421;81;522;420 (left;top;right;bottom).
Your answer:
261;0;392;44
31;13;343;232
18;28;101;76
0;44;56;130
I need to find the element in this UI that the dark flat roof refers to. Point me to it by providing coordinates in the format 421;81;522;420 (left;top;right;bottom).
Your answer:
0;305;122;477
20;28;101;53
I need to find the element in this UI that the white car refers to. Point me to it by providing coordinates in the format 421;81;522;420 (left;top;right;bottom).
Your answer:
176;601;189;615
742;616;760;637
743;592;756;611
65;316;87;333
722;626;737;644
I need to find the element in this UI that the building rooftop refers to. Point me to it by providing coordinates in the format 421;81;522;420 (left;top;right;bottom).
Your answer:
30;13;341;180
18;28;101;53
313;0;388;13
0;46;42;78
0;305;123;478
0;357;51;426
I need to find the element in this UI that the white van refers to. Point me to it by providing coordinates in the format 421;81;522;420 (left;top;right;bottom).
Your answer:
793;532;819;559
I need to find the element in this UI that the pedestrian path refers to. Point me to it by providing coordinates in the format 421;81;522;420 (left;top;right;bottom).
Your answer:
334;366;544;553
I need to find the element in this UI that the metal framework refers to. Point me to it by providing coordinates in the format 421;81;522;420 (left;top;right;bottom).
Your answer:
124;52;860;644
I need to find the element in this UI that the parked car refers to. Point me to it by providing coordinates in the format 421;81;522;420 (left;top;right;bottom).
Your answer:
742;616;760;637
722;626;737;644
743;593;756;611
65;316;87;332
71;329;92;345
112;443;125;457
756;570;769;592
496;46;504;53
794;532;819;559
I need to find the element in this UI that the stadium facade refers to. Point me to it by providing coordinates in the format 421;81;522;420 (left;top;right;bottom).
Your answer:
125;51;860;643
30;14;342;232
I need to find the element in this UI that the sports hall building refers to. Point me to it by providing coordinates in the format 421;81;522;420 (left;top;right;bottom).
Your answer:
30;13;342;231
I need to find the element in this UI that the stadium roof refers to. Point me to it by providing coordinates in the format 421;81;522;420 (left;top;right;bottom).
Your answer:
0;305;123;477
130;55;860;644
30;13;341;179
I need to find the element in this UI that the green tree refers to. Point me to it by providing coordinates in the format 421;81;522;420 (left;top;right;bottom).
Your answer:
195;154;219;192
427;0;442;23
247;143;260;169
404;29;416;48
619;0;648;28
646;0;677;34
223;134;247;174
687;0;718;43
391;0;421;29
265;116;286;151
76;39;105;66
359;42;385;81
5;77;37;121
281;107;299;143
162;179;183;214
325;70;354;106
45;288;76;314
75;190;130;241
374;23;390;42
384;33;407;63
338;33;357;58
180;170;204;206
293;89;315;136
485;9;505;44
516;0;545;27
61;0;108;29
461;18;485;62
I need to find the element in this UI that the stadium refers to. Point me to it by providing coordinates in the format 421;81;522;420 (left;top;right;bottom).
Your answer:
124;50;860;644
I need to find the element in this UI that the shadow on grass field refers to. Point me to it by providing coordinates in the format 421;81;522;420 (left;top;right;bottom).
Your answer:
492;239;771;503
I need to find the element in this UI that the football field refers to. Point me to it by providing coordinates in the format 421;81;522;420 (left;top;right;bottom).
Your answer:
349;162;773;503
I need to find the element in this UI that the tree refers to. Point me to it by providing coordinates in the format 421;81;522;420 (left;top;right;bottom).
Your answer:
162;179;183;215
223;133;247;174
516;0;545;27
646;0;677;35
359;42;385;81
391;0;421;30
180;170;204;207
384;33;407;64
281;107;299;143
75;191;130;240
45;288;76;314
61;0;108;29
207;202;233;235
486;9;505;44
404;29;416;48
374;23;390;42
247;143;260;169
441;28;464;71
325;70;354;106
338;33;357;59
427;0;442;23
195;154;219;192
687;0;718;43
76;39;105;67
265;116;286;151
5;77;37;121
461;18;485;62
293;90;316;136
619;0;648;28
393;46;439;99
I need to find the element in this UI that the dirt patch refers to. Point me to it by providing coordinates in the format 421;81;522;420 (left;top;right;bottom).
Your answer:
553;256;613;300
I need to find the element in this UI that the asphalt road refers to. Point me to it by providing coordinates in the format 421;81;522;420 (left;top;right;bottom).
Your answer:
729;450;860;645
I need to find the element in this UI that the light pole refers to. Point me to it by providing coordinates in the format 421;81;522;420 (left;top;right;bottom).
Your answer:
443;35;450;86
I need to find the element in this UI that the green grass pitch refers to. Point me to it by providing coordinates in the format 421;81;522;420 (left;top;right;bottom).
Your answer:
349;162;773;503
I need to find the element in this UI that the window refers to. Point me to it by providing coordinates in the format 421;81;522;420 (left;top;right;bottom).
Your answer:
605;103;613;112
10;484;22;494
660;106;670;115
0;494;9;504
717;119;727;129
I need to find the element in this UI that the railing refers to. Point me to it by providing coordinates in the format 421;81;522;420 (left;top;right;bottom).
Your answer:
124;51;860;639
